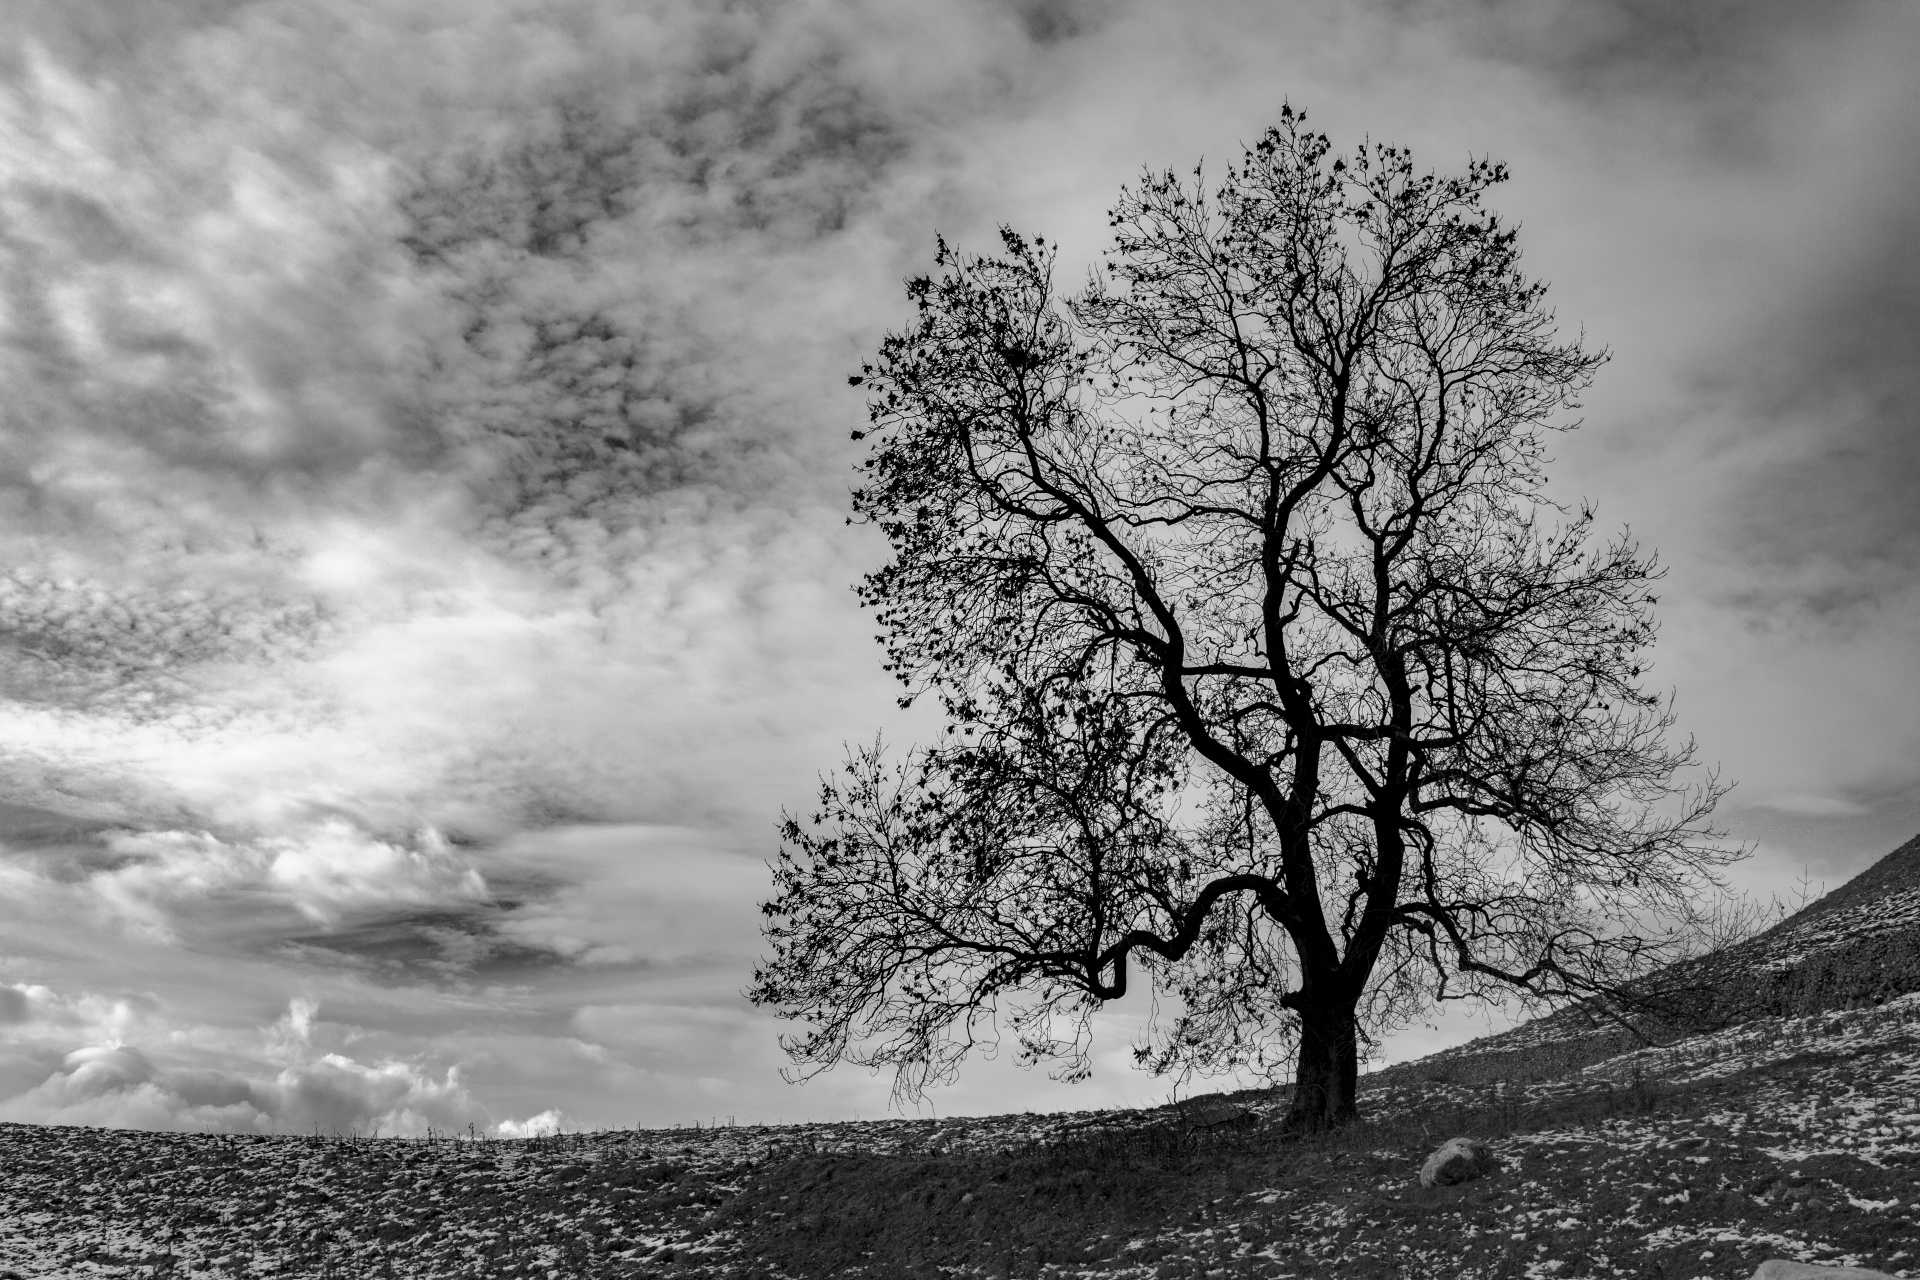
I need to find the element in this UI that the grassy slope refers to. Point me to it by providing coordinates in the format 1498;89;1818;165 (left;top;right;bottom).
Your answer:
2;834;1918;1280
1374;833;1920;1089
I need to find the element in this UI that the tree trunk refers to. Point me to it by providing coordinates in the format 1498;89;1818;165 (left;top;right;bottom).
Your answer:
1284;995;1360;1132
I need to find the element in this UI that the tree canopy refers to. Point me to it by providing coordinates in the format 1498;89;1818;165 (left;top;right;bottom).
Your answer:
749;107;1732;1130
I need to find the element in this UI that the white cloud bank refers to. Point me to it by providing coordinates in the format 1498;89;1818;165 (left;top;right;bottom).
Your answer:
0;995;488;1135
493;1108;566;1139
0;1043;485;1136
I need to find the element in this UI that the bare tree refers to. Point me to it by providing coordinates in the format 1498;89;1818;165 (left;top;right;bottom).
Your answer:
748;108;1733;1131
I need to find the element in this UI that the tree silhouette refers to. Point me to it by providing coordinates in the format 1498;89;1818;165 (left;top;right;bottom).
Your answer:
749;107;1732;1131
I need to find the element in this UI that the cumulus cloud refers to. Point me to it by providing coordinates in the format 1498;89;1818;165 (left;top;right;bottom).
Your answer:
0;1042;487;1136
0;996;490;1135
494;1108;566;1139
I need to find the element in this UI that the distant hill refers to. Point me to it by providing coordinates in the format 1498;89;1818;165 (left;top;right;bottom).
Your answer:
1383;831;1920;1086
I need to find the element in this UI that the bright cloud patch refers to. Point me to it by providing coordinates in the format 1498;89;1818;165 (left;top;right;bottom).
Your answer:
0;981;163;1046
0;996;488;1135
493;1108;567;1139
0;1044;486;1136
83;821;489;941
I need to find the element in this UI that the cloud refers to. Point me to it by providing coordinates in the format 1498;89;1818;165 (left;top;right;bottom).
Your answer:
1756;794;1873;820
1420;0;1876;109
84;822;490;941
0;0;972;840
493;1107;565;1139
478;825;769;967
0;996;490;1135
0;980;163;1045
0;0;1899;845
0;0;1910;1131
0;1042;488;1136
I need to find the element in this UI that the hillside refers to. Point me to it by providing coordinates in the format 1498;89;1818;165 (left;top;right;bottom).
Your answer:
1384;832;1920;1088
0;833;1915;1279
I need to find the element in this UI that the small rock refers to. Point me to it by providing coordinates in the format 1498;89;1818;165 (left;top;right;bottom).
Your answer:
1751;1263;1897;1279
1418;1137;1498;1188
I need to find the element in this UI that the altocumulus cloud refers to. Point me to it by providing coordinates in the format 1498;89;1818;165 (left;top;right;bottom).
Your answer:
0;0;1057;833
0;0;1914;1130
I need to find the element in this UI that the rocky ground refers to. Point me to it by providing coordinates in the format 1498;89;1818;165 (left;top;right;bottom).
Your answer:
0;992;1916;1279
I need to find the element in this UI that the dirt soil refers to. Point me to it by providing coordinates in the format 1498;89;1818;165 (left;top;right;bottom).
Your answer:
0;994;1916;1278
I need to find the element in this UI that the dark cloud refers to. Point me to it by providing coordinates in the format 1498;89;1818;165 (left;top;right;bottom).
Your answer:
1416;0;1879;106
0;800;116;846
0;570;328;716
995;0;1124;45
1717;138;1920;614
13;184;145;263
275;910;564;981
1389;0;1920;623
396;22;922;536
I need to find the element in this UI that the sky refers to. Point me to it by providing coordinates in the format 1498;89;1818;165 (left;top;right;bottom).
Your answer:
0;0;1914;1136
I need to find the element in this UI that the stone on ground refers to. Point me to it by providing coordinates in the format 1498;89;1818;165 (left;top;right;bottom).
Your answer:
1751;1263;1898;1279
1418;1137;1498;1188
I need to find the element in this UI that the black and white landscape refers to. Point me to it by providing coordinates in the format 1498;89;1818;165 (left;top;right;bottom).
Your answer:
0;3;1917;1278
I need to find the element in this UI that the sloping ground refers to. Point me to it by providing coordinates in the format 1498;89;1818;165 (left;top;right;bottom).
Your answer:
1;836;1917;1278
2;994;1919;1278
1388;833;1920;1088
723;996;1920;1278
